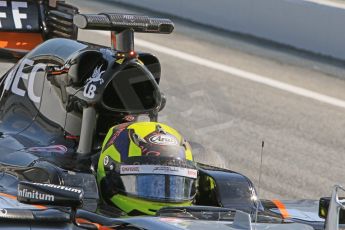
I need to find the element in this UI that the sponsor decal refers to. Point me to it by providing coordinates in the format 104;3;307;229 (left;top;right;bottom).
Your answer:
83;65;105;99
148;134;178;146
120;165;140;173
0;1;29;29
18;188;55;202
120;165;197;179
0;1;7;28
27;145;67;154
153;166;179;173
0;208;7;216
32;183;82;194
123;15;135;22
187;169;198;178
4;58;46;103
123;115;135;122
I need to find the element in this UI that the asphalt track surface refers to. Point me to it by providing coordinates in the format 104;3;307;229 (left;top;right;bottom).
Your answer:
1;0;345;201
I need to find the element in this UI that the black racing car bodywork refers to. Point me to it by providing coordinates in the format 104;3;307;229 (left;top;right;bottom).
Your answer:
0;6;277;228
0;37;164;156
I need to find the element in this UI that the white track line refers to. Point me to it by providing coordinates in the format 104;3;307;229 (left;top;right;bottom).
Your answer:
306;0;345;9
194;121;234;135
95;31;345;109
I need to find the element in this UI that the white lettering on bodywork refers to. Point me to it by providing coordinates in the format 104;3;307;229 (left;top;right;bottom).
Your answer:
11;58;33;97
83;65;105;99
11;1;27;29
33;183;83;194
0;1;7;28
18;189;55;202
28;63;46;103
5;58;46;103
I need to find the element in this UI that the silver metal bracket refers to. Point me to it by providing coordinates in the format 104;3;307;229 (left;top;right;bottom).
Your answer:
325;185;345;230
232;210;252;230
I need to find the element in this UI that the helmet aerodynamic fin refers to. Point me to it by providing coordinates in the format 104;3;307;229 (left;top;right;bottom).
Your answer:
155;124;166;134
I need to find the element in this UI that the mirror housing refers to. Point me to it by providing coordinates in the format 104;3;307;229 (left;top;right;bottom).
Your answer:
17;181;84;208
319;197;345;224
319;197;330;219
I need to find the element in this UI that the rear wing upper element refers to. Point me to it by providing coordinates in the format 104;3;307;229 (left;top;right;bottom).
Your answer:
73;13;174;33
73;13;174;52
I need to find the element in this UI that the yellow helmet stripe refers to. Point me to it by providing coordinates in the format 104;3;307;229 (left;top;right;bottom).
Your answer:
128;139;142;157
101;126;116;150
127;122;183;143
127;122;156;138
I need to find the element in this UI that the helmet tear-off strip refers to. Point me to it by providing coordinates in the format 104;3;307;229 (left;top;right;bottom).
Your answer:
120;165;197;179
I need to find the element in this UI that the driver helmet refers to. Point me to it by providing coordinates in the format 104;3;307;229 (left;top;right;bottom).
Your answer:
97;122;197;216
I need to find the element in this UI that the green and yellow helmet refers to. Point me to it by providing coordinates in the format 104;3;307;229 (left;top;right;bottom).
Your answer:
97;122;197;216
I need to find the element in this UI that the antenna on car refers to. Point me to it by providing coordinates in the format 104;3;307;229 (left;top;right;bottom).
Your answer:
254;140;265;229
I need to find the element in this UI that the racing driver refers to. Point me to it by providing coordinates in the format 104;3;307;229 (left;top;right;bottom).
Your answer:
96;121;198;216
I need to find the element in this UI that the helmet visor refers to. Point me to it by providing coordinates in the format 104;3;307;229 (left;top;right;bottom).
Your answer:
120;165;197;202
120;174;196;202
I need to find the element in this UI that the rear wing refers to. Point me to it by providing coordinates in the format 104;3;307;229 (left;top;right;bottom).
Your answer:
0;0;78;62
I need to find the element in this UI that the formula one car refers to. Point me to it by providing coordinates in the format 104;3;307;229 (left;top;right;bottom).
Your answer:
0;1;343;230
